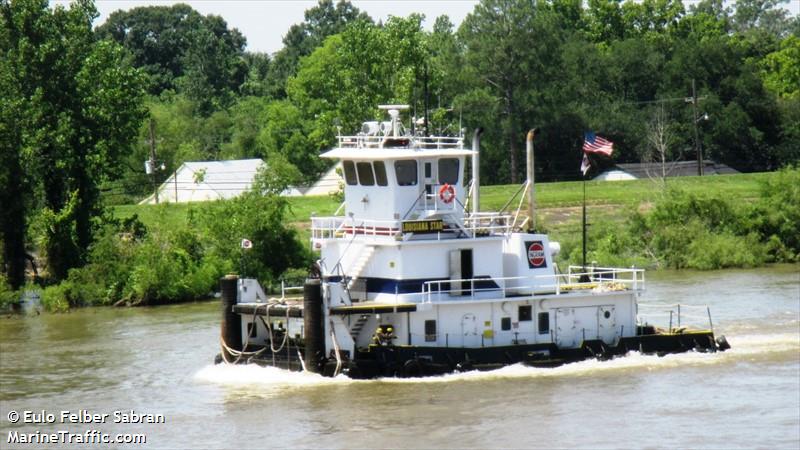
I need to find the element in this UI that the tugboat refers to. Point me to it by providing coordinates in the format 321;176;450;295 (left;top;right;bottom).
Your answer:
216;105;730;378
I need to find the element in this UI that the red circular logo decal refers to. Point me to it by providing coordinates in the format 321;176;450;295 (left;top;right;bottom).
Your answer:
528;242;545;267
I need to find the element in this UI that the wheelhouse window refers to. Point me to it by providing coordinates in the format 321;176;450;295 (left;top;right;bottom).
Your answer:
373;161;388;186
343;160;357;186
356;162;375;186
439;158;459;185
394;160;418;186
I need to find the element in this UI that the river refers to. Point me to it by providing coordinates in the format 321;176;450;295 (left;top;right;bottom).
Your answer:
1;265;798;449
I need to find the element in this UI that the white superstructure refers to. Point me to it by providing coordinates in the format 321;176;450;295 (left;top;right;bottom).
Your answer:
308;106;643;358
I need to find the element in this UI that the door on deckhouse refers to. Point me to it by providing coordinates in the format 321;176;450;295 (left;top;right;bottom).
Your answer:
461;313;479;347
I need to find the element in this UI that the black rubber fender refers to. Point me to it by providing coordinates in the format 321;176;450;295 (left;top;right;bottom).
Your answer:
716;335;731;351
402;359;423;378
214;353;224;365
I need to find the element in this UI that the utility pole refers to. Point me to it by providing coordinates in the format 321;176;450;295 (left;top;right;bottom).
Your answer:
149;119;159;204
687;79;706;176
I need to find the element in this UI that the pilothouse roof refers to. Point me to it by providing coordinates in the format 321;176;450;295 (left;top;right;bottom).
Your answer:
320;147;474;160
322;104;471;160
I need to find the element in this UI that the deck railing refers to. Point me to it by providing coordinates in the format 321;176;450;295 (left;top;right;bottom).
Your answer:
637;303;715;332
566;265;646;290
337;135;464;149
464;212;515;235
311;216;401;243
419;267;645;304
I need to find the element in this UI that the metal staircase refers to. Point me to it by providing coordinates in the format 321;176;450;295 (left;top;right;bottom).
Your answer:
346;245;375;290
349;314;371;342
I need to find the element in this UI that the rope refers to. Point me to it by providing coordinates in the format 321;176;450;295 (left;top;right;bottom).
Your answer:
219;301;292;365
219;336;268;364
257;302;290;354
330;321;342;377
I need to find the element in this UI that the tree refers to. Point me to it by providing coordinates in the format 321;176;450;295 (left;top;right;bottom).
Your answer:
459;0;565;183
644;105;680;189
0;6;27;289
732;0;793;36
266;0;371;98
96;3;247;102
1;0;146;282
761;35;800;99
240;52;272;97
285;15;429;178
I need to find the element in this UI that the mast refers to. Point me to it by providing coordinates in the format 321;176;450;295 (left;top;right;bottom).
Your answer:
526;129;537;232
472;128;483;216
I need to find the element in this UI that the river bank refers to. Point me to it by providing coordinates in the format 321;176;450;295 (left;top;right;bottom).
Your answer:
2;169;797;312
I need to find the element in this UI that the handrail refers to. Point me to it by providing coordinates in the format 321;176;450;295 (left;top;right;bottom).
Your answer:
311;216;401;241
464;212;515;235
637;302;714;331
418;267;645;304
337;135;464;149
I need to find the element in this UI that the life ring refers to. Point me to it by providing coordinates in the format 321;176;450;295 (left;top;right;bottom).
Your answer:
438;183;456;204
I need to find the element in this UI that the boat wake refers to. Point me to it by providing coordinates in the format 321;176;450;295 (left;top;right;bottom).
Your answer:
193;331;799;388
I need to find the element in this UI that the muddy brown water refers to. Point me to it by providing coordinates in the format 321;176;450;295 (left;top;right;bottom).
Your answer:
1;265;798;449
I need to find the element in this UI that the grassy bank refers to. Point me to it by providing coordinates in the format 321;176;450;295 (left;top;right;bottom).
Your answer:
13;169;791;312
116;172;773;230
114;169;799;270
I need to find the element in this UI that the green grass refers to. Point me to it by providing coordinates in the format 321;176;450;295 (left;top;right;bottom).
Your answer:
481;172;770;210
113;172;773;231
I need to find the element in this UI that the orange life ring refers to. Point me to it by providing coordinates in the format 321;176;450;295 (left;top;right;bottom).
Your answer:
438;183;456;204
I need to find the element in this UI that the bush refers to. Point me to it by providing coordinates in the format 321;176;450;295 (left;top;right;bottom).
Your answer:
748;166;800;262
40;282;73;312
57;187;310;308
0;275;20;310
196;192;311;287
686;231;767;269
589;188;771;270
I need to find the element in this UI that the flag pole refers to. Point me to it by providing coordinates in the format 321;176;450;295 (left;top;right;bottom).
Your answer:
582;170;587;272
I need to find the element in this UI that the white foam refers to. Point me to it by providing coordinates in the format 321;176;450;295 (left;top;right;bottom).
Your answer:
194;363;355;387
193;332;799;388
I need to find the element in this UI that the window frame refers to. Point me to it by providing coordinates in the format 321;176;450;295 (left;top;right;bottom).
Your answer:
356;161;375;186
425;319;437;342
343;160;358;186
538;312;550;335
394;160;418;186
438;158;460;185
373;161;388;186
519;305;532;322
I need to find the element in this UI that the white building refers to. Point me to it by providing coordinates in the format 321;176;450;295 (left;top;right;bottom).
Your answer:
298;163;343;197
139;159;265;204
139;158;344;204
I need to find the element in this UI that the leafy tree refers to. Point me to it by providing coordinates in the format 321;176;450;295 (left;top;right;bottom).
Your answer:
459;0;566;183
285;15;429;179
761;35;800;99
0;9;27;289
732;0;793;36
1;0;146;282
239;52;272;97
267;0;371;98
96;3;247;106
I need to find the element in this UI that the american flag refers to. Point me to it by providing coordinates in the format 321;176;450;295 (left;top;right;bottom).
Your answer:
583;131;614;156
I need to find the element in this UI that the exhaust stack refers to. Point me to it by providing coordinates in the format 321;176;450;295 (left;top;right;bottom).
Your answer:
526;129;537;231
471;128;483;216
